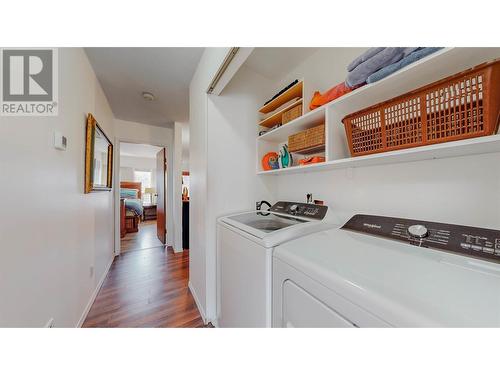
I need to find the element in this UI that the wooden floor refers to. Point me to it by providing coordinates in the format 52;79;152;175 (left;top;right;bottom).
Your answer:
121;220;164;253
83;246;206;328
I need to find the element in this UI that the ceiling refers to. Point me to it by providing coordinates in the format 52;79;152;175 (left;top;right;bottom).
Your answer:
120;142;162;158
85;48;204;128
244;48;319;81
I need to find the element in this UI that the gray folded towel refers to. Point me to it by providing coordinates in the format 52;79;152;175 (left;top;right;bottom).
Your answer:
346;47;419;88
347;47;385;72
366;47;443;84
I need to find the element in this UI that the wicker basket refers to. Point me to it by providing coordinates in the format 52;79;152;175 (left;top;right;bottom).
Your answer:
288;131;306;151
342;60;500;157
289;124;325;153
282;103;303;124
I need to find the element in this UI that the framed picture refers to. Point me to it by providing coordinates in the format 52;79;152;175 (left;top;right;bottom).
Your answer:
84;113;113;193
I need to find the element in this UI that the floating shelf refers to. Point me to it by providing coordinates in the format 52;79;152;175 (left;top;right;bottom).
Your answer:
259;80;303;114
259;106;325;142
324;47;500;118
258;98;303;128
256;47;500;175
257;135;500;175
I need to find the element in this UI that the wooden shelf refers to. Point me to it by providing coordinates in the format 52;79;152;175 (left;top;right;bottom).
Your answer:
292;145;326;155
257;135;500;175
259;81;303;114
258;106;325;142
258;98;303;128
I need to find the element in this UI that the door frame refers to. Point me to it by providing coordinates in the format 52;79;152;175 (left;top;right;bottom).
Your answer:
113;138;171;256
156;147;167;245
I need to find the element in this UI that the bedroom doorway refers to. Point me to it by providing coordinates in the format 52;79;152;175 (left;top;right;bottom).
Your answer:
119;142;166;253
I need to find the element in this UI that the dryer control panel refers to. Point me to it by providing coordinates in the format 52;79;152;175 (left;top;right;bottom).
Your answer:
342;214;500;263
270;201;328;220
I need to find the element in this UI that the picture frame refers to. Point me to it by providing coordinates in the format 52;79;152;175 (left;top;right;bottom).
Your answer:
84;113;113;193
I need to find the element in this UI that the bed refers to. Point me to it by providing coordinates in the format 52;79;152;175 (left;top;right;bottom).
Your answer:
120;181;143;234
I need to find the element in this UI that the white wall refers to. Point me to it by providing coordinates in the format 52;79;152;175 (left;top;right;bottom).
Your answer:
120;155;157;171
113;119;175;249
189;47;276;321
205;66;274;319
181;122;190;171
173;122;187;252
265;48;367;110
0;48;115;327
189;48;232;321
269;153;500;228
119;154;157;195
120;166;134;181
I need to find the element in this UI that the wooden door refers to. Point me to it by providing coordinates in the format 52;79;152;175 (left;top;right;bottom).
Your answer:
156;148;166;244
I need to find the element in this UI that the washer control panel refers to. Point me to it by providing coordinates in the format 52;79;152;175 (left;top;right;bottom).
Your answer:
270;201;328;220
342;214;500;263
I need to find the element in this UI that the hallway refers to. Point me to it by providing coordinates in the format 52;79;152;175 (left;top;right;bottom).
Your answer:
83;247;205;328
121;220;164;253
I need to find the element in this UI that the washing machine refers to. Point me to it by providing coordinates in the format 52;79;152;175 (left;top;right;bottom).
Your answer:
273;214;500;327
216;201;339;327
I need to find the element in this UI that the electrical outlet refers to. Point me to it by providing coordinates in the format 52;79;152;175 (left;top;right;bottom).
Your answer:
45;318;54;328
89;266;94;278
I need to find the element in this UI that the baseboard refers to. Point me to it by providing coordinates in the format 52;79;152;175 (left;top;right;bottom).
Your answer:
76;256;115;327
188;281;207;324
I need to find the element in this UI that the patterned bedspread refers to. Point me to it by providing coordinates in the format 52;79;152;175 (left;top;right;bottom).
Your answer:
124;198;143;217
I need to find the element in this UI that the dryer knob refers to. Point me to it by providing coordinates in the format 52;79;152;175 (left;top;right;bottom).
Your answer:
289;204;298;214
408;224;428;239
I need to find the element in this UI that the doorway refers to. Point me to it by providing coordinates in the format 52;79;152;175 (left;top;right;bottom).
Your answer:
119;142;167;253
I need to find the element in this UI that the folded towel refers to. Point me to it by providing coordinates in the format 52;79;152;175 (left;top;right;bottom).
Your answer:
366;47;443;84
347;48;385;72
346;47;419;88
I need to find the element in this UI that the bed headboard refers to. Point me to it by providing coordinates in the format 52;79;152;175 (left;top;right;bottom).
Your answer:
120;181;142;199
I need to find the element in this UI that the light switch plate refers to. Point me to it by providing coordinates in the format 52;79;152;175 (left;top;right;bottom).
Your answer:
54;131;67;151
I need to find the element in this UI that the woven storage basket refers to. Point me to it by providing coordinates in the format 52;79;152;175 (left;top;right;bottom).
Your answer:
282;104;303;124
289;124;325;153
342;60;500;157
288;131;307;152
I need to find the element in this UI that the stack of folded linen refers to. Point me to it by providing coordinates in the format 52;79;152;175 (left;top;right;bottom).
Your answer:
308;47;443;110
365;47;443;83
346;47;443;87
